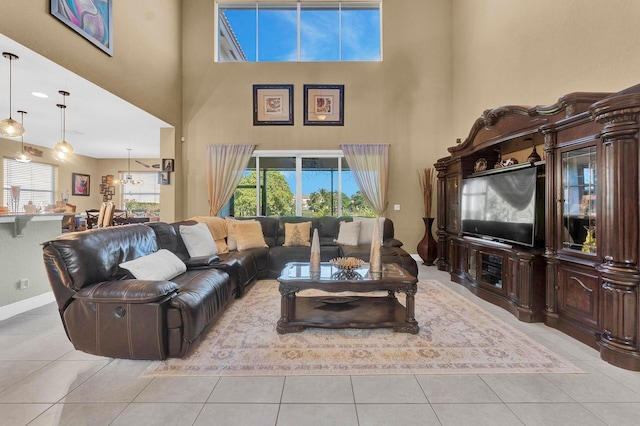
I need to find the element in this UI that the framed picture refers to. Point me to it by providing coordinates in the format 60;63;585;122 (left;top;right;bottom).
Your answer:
253;84;294;125
72;173;90;196
50;0;113;56
303;84;344;126
158;172;171;185
162;158;174;172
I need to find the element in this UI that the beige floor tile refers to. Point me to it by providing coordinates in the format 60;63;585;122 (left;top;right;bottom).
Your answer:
416;374;501;403
29;402;128;426
582;402;640;426
0;360;49;392
508;402;606;426
544;370;640;403
208;376;285;403
0;403;51;425
135;376;219;403
195;403;279;426
352;375;427;403
480;374;573;403
281;375;354;403
277;403;358;426
111;402;204;426
432;403;523;426
357;403;440;426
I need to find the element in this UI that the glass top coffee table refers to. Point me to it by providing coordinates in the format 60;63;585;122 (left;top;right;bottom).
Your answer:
276;262;419;334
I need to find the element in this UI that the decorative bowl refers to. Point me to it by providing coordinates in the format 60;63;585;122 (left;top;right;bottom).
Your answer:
330;257;364;270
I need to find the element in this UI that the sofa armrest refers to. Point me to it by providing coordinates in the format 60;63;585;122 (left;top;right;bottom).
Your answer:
384;238;404;248
185;255;220;269
73;280;179;304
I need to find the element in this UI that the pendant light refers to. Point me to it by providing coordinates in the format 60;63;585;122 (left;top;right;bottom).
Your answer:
54;90;73;160
115;148;143;185
0;52;25;138
14;110;31;163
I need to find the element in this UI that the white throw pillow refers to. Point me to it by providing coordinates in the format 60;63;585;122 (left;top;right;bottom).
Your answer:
334;221;361;246
119;249;187;281
180;222;219;257
353;217;385;244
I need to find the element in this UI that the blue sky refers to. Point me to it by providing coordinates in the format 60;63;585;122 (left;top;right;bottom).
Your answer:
282;170;360;197
223;4;380;62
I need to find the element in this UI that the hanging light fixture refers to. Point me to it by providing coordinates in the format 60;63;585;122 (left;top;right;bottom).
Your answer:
115;148;143;185
14;110;31;163
0;52;25;138
54;90;73;160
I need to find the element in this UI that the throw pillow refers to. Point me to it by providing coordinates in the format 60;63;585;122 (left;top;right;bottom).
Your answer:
283;221;312;247
180;222;219;257
190;216;229;254
119;249;187;281
225;217;256;251
334;221;361;246
353;216;385;244
235;220;268;251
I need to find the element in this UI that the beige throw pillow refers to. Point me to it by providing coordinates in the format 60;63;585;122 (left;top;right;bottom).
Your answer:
334;221;361;246
225;217;256;251
235;220;268;251
119;249;186;281
283;222;312;247
353;216;385;244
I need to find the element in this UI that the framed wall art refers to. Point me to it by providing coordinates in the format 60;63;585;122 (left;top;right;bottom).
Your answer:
253;84;294;125
72;173;90;196
303;84;344;126
158;172;171;185
51;0;113;56
162;158;174;172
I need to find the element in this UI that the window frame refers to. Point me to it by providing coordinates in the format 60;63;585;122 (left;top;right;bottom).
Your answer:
3;157;56;212
215;1;383;63
119;171;161;215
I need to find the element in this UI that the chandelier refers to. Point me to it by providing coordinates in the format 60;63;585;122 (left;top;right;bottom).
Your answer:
116;148;143;185
54;90;73;161
0;52;25;138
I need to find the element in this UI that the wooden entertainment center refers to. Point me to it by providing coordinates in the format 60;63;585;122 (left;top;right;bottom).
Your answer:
436;84;640;371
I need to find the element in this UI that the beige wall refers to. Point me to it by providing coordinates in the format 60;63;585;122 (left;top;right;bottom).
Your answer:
0;0;184;217
452;0;640;140
182;0;453;251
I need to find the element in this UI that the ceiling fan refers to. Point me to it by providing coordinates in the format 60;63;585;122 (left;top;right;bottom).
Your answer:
135;159;160;169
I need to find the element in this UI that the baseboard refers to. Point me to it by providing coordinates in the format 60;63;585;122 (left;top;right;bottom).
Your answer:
0;292;56;321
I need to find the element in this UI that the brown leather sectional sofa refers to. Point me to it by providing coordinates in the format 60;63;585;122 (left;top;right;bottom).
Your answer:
42;216;417;360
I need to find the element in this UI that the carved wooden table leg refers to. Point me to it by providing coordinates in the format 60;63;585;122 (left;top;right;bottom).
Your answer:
277;283;304;334
395;283;419;334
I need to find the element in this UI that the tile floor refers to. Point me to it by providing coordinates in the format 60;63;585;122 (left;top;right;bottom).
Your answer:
1;265;640;425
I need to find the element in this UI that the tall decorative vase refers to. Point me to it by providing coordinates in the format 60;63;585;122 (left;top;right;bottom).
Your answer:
417;217;437;266
309;228;321;279
369;217;382;278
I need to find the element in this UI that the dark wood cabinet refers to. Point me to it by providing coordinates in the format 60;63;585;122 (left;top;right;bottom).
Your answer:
436;84;640;370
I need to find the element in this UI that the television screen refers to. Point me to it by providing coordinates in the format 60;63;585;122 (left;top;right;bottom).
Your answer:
461;167;539;247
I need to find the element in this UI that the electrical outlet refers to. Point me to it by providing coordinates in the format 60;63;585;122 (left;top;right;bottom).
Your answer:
394;204;400;211
19;278;29;290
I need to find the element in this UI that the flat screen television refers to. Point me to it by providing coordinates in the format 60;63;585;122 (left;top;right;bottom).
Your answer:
460;166;543;247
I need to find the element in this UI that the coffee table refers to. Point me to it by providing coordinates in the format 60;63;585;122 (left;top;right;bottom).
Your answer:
276;262;419;334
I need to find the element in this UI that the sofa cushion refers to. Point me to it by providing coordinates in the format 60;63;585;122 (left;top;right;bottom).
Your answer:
119;249;187;281
180;222;218;258
334;221;361;246
283;221;312;247
235;220;269;251
189;216;229;254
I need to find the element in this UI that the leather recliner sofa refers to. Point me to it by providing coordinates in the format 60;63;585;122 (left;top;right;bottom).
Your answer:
42;216;418;360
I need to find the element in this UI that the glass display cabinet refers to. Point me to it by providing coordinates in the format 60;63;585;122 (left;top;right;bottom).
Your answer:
561;146;597;254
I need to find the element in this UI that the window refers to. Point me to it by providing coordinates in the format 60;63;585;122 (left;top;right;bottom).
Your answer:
120;171;161;216
217;2;382;62
229;150;375;217
3;158;55;212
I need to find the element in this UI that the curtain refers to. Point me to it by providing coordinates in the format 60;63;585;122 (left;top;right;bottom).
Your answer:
206;144;255;216
341;144;389;216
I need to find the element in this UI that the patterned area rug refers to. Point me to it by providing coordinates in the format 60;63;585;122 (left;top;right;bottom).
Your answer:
144;280;581;376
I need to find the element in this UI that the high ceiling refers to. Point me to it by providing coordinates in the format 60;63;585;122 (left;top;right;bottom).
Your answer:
0;33;170;159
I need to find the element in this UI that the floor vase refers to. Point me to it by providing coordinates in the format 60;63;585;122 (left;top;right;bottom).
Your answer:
417;217;437;266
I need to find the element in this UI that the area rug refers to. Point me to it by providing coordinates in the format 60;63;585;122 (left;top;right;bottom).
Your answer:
144;280;582;376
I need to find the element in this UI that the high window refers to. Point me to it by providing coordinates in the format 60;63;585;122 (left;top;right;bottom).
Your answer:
120;171;161;217
3;158;55;211
229;150;375;217
217;2;382;62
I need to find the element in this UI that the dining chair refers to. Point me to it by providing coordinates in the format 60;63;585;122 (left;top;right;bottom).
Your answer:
102;202;115;227
85;209;100;229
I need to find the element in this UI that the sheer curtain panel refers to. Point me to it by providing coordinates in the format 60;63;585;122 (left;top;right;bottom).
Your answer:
340;144;389;216
206;144;256;215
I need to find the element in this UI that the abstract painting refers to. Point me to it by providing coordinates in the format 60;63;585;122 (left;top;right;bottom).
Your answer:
51;0;113;56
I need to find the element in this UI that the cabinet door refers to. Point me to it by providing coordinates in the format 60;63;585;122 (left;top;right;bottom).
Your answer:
445;176;460;233
557;265;600;329
560;146;597;255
